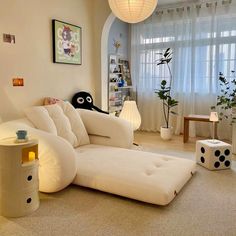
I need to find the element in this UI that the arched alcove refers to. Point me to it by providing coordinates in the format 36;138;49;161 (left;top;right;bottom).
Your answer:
101;13;116;110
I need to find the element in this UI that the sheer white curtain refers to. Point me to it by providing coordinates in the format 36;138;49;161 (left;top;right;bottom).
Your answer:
131;0;236;139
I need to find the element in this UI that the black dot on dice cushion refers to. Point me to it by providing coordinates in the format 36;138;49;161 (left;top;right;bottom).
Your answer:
201;147;205;153
224;149;230;156
201;157;205;163
219;155;225;162
215;150;220;157
214;162;220;168
225;160;230;167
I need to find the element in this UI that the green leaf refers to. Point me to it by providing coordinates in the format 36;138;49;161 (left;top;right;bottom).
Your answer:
161;80;167;86
164;48;171;57
170;111;178;115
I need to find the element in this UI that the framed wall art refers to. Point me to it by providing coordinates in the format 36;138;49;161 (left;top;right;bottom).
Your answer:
52;19;82;65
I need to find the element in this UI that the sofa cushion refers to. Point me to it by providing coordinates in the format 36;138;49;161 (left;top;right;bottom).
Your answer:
73;144;196;205
58;102;90;146
25;102;90;147
44;103;78;146
24;106;57;135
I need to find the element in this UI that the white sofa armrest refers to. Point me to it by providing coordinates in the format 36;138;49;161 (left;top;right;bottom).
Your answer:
0;119;77;193
78;109;133;149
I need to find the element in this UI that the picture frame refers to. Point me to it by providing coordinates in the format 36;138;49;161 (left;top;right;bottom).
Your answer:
52;19;82;65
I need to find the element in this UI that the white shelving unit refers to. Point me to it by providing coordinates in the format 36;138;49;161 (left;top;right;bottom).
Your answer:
108;54;133;115
0;138;39;217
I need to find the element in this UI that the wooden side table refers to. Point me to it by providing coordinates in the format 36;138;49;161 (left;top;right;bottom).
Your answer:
183;115;217;143
0;138;39;217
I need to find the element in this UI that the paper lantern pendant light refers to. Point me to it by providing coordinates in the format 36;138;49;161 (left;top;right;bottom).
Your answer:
108;0;158;23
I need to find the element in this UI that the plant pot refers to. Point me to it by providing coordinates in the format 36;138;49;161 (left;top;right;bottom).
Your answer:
160;126;173;140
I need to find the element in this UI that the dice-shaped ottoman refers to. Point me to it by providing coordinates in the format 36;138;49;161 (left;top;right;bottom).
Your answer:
196;139;231;170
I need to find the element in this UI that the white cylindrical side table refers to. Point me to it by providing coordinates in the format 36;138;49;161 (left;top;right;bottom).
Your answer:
0;138;39;217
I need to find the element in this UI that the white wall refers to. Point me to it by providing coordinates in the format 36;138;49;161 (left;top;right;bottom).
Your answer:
0;0;111;121
91;0;111;108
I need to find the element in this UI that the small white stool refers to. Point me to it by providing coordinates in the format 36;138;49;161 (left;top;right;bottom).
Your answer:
196;139;232;170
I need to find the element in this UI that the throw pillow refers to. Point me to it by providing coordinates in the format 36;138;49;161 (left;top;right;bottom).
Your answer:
58;102;90;146
44;97;62;105
24;106;57;135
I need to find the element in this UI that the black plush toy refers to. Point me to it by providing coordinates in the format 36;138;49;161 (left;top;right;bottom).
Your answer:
72;91;108;114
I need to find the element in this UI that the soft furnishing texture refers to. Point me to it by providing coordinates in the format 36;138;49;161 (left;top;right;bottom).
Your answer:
73;144;196;205
78;109;133;149
0;119;77;192
25;102;90;147
24;106;57;135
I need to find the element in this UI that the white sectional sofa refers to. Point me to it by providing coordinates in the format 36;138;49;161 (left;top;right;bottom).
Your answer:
0;102;196;205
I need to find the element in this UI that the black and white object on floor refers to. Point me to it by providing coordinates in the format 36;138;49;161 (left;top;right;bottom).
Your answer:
196;139;232;170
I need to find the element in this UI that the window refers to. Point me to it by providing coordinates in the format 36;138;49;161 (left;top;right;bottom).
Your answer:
134;15;236;94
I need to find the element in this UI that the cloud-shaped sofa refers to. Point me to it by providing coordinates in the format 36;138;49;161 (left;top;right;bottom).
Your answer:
0;102;195;205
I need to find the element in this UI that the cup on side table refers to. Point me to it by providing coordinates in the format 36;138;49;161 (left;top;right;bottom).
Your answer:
16;130;28;142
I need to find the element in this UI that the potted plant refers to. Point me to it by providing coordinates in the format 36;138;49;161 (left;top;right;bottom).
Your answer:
155;48;178;140
211;70;236;154
211;70;236;122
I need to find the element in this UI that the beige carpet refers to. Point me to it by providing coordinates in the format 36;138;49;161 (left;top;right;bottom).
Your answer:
0;132;236;236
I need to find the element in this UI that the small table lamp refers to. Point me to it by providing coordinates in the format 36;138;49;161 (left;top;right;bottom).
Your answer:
209;112;219;143
119;101;141;131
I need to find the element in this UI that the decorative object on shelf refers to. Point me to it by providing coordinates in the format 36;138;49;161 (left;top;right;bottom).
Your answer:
113;39;121;54
108;0;158;23
209;112;219;143
0;138;39;217
72;91;108;114
119;100;141;131
108;54;132;114
120;59;132;86
155;48;178;140
52;19;82;65
196;139;231;170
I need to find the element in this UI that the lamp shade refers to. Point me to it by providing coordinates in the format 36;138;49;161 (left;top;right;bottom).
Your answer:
108;0;158;23
209;112;219;122
119;101;141;130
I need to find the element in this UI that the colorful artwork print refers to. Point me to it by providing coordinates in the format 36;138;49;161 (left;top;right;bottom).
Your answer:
52;20;82;65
